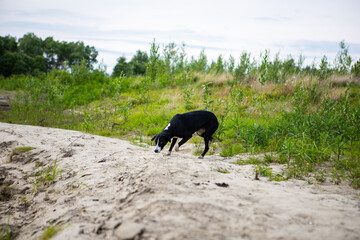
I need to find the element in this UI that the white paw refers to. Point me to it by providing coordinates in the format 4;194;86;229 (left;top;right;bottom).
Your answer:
175;144;179;151
198;156;204;159
165;151;171;156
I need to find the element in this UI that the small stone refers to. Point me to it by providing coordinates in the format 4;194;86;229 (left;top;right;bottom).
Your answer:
215;182;229;188
114;222;144;240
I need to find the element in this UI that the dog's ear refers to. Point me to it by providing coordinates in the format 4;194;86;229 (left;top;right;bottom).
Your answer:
151;134;158;141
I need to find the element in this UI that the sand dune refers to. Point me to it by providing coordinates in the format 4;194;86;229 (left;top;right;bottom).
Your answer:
0;122;359;240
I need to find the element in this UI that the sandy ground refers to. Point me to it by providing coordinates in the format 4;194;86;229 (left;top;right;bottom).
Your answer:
0;122;359;240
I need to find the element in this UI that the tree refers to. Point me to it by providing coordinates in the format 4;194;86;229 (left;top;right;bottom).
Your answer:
175;42;186;73
0;52;17;77
32;55;47;74
234;52;251;81
18;33;43;57
129;50;148;75
146;39;160;83
334;40;352;74
43;36;58;71
227;55;235;74
351;59;360;78
163;42;178;76
190;49;207;72
282;56;296;76
318;55;330;81
0;35;18;56
215;55;225;74
0;52;32;77
0;33;99;76
113;56;130;77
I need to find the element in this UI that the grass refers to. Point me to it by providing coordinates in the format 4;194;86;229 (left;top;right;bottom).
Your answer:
212;167;230;174
13;146;36;153
29;159;62;195
0;213;12;240
40;225;62;240
235;157;264;165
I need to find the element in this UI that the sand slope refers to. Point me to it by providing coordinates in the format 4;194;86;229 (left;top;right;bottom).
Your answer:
0;122;359;240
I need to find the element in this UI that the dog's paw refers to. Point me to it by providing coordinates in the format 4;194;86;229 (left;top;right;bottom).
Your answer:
175;144;179;151
198;156;204;159
164;151;171;156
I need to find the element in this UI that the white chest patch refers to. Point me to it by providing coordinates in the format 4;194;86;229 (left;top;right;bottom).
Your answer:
164;123;171;131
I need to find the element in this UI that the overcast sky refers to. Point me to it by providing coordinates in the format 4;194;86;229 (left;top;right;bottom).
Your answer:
1;0;359;73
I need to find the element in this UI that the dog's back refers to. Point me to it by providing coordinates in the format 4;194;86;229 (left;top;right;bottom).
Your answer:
170;110;218;134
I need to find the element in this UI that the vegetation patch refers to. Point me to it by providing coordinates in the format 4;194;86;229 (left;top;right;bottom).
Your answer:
40;224;63;240
0;35;359;188
28;159;62;195
13;146;36;153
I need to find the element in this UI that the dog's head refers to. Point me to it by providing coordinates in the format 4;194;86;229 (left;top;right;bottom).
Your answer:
151;133;171;153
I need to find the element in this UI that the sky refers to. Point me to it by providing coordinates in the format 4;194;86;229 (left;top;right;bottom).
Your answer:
1;0;360;73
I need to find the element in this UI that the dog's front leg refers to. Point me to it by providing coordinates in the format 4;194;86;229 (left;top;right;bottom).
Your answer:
167;138;178;155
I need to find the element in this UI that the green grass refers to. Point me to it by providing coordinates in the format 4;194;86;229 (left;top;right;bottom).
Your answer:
212;167;230;174
0;214;12;240
40;225;62;240
13;146;36;153
235;157;264;165
29;159;62;195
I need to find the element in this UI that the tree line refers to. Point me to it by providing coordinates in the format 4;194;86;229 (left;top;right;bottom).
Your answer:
0;33;98;77
113;40;360;83
1;33;359;80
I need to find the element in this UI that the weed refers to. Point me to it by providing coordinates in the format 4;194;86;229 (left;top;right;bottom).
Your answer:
13;146;36;153
263;153;277;163
182;87;195;110
220;142;244;157
314;169;327;183
235;157;264;165
40;224;62;240
254;165;286;181
0;212;12;240
201;82;214;110
29;159;62;195
212;167;230;174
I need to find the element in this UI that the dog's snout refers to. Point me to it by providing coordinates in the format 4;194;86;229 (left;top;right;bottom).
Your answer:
154;145;162;153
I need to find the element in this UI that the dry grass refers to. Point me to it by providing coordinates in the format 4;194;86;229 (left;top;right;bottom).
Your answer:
249;78;297;97
327;75;353;87
198;72;233;86
328;87;348;101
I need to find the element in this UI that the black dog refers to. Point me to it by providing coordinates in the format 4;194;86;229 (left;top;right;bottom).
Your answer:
151;110;219;158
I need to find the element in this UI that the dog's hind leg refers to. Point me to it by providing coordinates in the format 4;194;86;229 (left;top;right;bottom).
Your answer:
199;123;218;158
199;138;210;159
